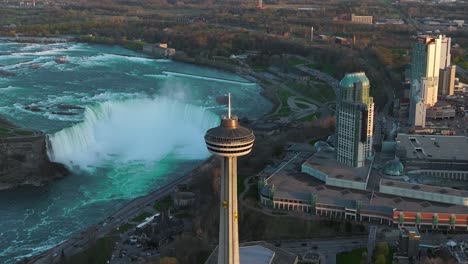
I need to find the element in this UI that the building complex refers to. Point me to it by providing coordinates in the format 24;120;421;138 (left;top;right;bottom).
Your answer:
257;73;468;231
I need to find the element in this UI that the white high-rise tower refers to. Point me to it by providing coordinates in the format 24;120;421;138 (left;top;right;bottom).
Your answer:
205;94;255;264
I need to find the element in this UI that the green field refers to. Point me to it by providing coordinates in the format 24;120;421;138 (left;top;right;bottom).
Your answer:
336;248;367;264
288;57;306;66
300;112;322;122
118;223;135;233
153;196;173;211
306;63;337;77
286;82;335;103
132;212;153;222
65;236;118;264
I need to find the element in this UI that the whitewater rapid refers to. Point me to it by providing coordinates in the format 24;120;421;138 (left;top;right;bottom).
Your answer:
0;41;272;263
48;97;219;169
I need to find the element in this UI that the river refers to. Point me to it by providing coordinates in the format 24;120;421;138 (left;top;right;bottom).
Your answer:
0;41;271;263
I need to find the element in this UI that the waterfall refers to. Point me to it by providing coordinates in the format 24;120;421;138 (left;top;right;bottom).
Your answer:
47;97;219;170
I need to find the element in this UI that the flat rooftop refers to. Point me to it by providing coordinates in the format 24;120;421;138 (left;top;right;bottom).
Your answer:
263;152;468;215
396;133;468;161
380;179;468;198
205;241;297;264
303;151;370;183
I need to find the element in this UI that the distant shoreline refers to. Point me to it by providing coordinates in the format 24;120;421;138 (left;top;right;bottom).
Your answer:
0;36;277;115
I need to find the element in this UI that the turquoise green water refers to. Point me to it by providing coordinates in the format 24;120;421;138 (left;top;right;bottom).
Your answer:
0;42;271;263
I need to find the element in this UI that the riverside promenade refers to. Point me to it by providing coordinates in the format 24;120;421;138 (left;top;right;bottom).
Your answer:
28;158;214;264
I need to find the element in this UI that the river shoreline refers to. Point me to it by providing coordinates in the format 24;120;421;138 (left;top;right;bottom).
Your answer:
0;36;278;116
26;157;217;264
0;38;276;263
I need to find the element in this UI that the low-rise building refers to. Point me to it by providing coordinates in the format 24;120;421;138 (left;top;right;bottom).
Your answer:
258;149;468;230
399;226;421;258
395;133;468;171
454;78;468;94
302;149;371;191
142;43;176;58
351;14;373;24
426;102;456;119
380;179;468;206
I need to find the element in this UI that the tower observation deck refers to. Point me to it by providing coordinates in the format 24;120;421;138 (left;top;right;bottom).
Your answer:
204;94;255;264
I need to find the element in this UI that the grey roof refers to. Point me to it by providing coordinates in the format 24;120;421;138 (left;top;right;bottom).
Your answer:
240;245;274;264
380;179;468;198
396;133;468;161
361;204;395;215
313;141;334;152
205;125;254;141
303;151;371;183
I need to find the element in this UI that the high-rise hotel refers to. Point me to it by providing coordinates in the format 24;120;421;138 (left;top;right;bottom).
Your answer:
409;35;454;128
336;72;374;168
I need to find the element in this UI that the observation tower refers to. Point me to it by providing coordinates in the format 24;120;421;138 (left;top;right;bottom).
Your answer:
204;94;255;264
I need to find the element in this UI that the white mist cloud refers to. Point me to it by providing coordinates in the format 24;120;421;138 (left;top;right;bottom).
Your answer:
48;96;219;170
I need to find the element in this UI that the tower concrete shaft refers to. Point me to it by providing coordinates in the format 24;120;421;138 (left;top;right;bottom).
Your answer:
204;94;255;264
218;156;239;264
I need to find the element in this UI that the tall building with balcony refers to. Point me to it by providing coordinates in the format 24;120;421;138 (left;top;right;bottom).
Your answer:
439;65;456;96
410;35;444;107
336;72;374;168
409;35;454;127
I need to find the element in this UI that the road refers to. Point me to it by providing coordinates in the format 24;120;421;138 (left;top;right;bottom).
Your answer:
28;160;211;264
275;237;369;264
274;232;468;263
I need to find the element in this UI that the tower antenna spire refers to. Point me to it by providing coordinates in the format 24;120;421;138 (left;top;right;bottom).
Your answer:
228;93;231;119
204;95;255;264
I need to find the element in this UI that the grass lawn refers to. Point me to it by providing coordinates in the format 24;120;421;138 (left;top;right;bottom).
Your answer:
270;107;291;119
132;212;153;222
294;101;311;110
300;112;322;122
153;196;172;211
288;57;306;66
65;235;118;264
273;86;293;106
118;223;135;233
15;130;34;136
306;63;337;77
295;98;313;105
0;126;9;133
0;124;35;138
336;248;367;264
286;82;335;103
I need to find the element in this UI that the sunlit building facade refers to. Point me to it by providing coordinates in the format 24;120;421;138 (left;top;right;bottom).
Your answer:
336;72;374;168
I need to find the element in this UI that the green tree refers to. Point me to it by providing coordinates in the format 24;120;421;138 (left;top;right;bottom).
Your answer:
375;254;386;264
375;242;390;257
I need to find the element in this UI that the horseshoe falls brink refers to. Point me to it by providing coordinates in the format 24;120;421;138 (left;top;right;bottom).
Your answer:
0;41;272;263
